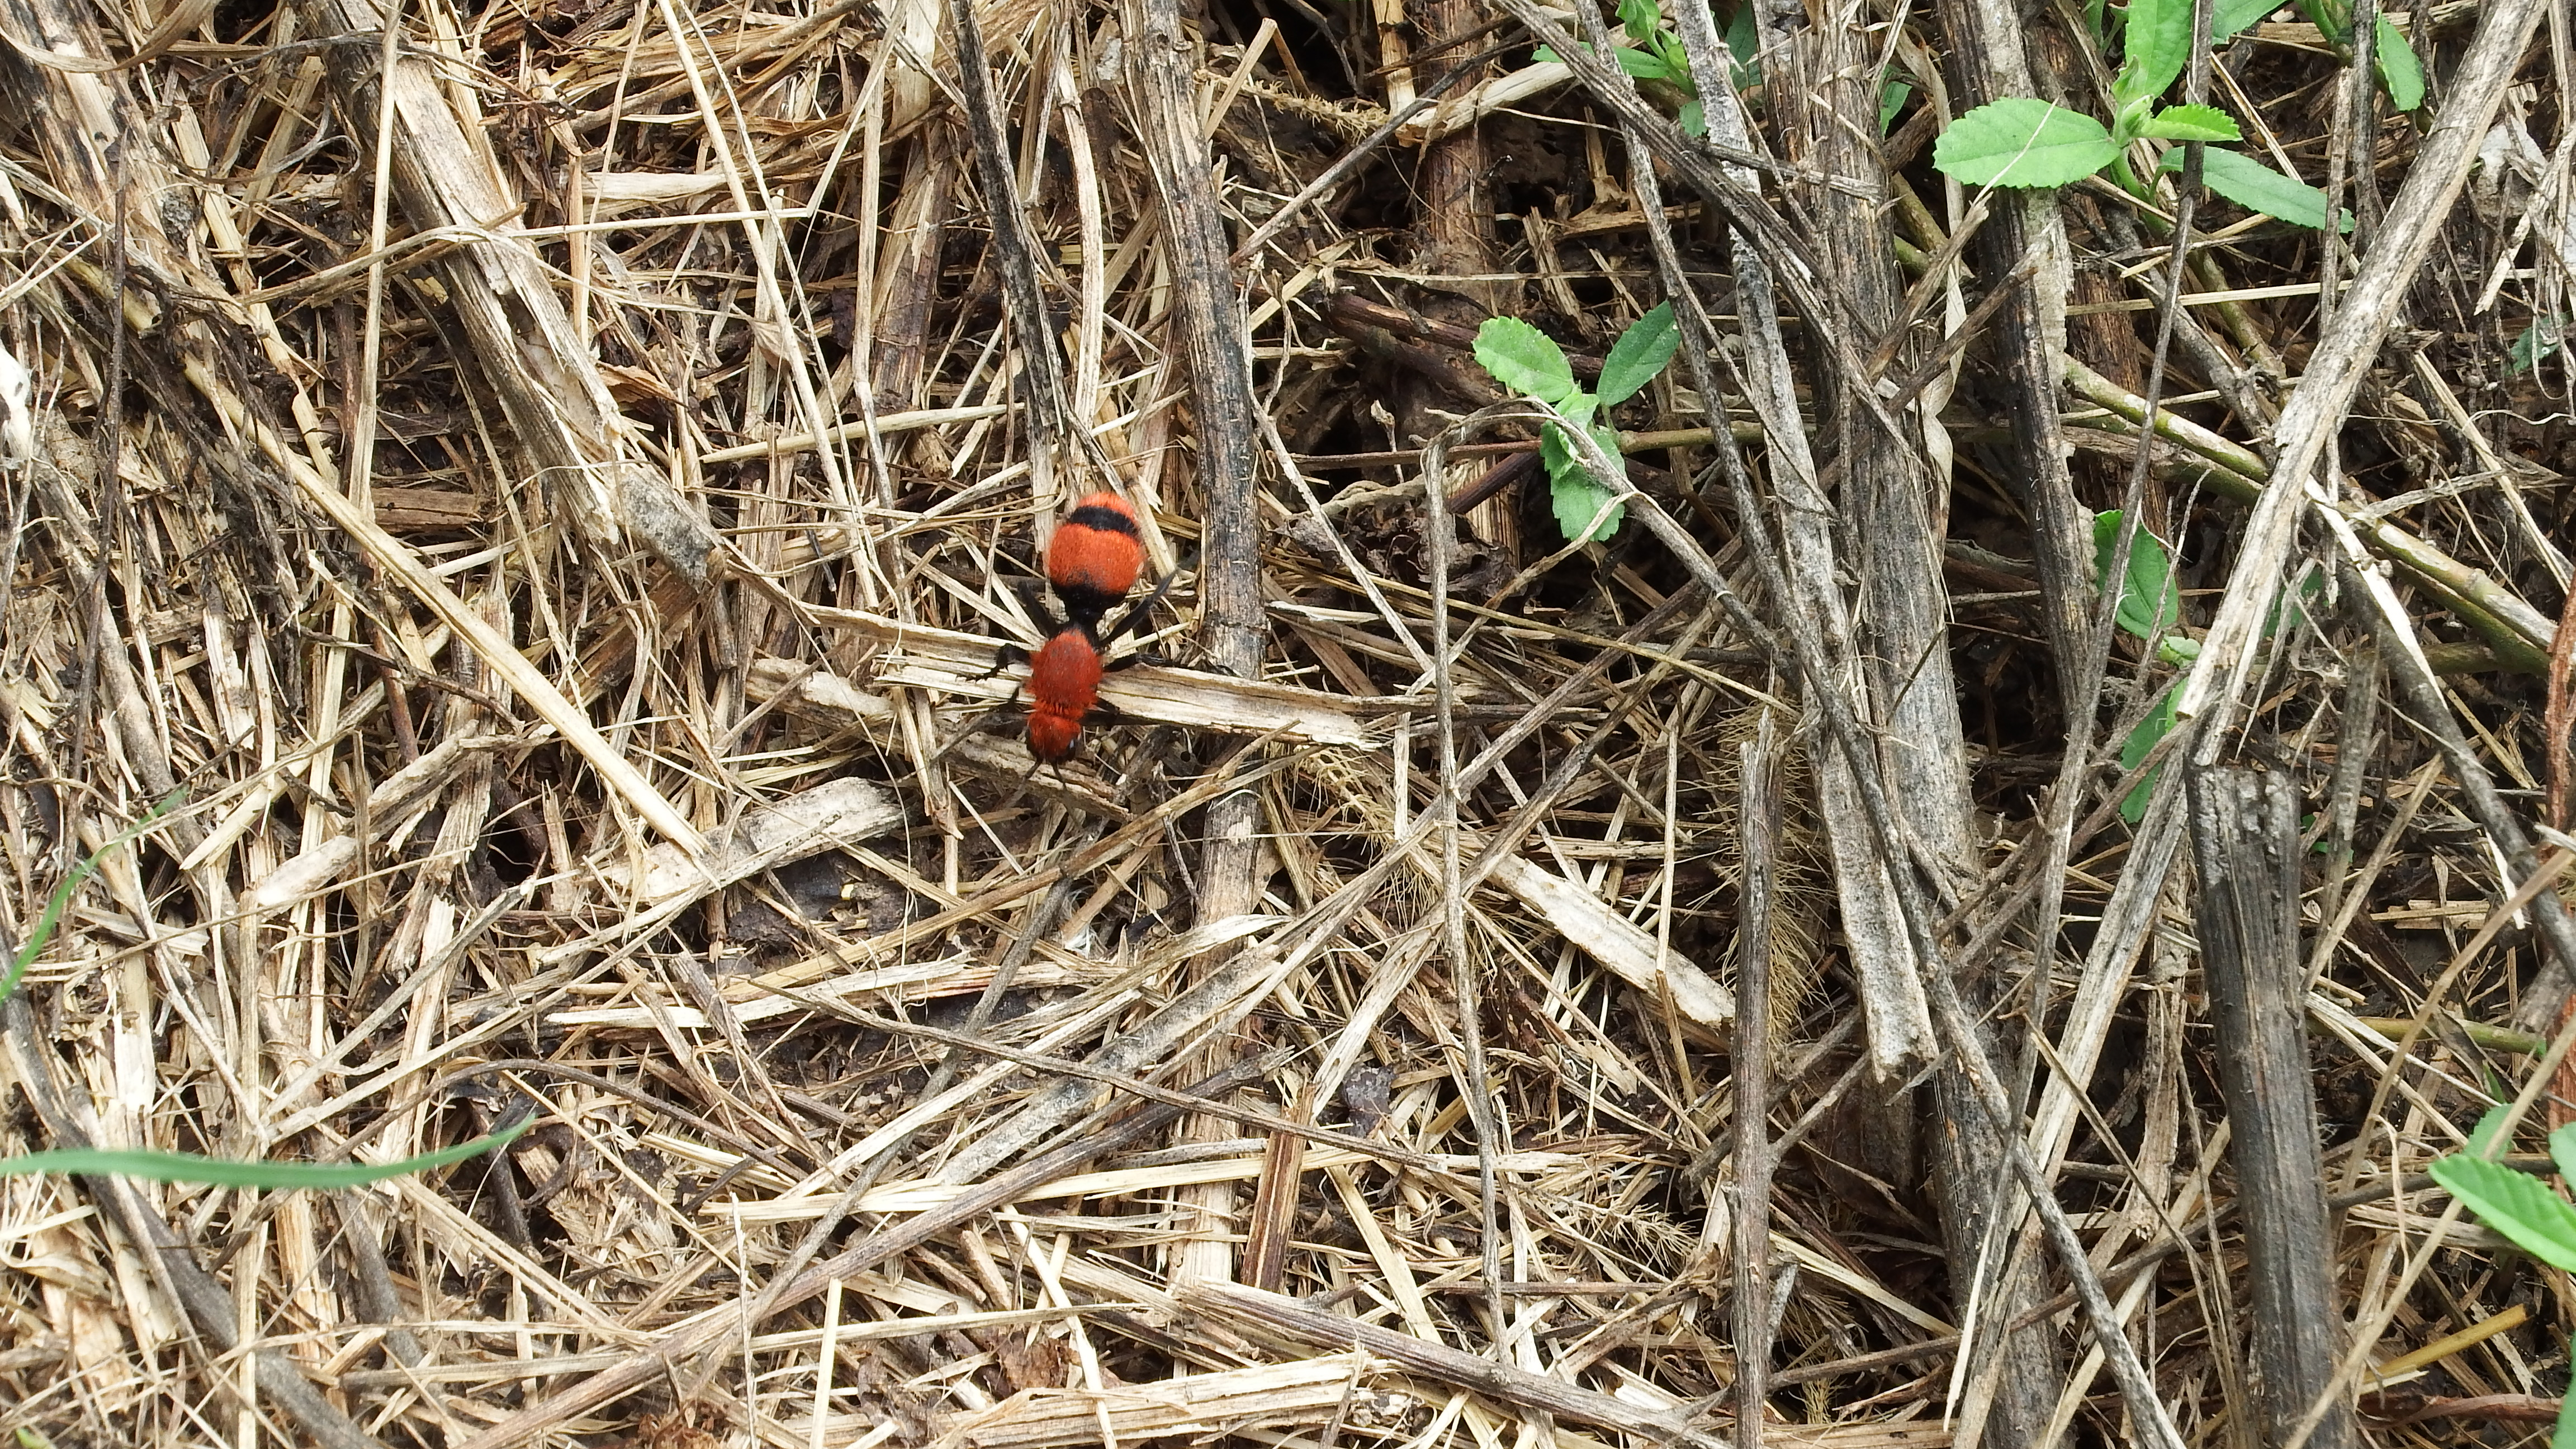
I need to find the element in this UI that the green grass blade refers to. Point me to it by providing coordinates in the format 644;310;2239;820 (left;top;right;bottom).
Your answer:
0;1116;534;1189
4;794;182;1003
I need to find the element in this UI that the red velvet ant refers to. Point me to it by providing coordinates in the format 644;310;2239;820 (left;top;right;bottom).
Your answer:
1021;624;1109;764
1045;491;1146;630
991;493;1164;766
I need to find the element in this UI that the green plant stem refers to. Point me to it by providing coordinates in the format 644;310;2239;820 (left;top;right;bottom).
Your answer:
2066;357;2268;478
2354;1016;2546;1056
2189;251;2291;377
2110;151;2153;201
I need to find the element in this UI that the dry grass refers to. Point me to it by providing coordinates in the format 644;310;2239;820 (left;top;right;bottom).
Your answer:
1;0;2573;1445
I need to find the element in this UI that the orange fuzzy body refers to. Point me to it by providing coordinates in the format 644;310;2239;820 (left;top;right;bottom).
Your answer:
1024;627;1106;762
1046;493;1144;628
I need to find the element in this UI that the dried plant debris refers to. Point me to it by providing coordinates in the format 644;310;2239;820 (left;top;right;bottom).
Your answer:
2;0;2575;1445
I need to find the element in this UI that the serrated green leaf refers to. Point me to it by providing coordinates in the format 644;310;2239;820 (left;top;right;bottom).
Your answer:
2167;147;2351;231
1541;424;1626;543
0;1116;535;1189
2375;13;2423;111
1598;302;1678;405
2430;1152;2576;1271
1933;99;2119;189
2212;0;2277;37
2470;1103;2514;1157
2116;0;2193;106
1541;420;1576;476
2117;682;2181;824
2092;509;2181;639
2137;103;2242;141
1475;317;1580;406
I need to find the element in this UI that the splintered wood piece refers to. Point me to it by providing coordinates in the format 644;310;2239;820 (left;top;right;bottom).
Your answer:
2189;766;2354;1449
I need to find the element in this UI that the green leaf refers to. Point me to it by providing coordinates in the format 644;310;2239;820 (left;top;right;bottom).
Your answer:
1723;4;1758;88
2115;0;2193;107
2118;683;2181;824
1474;317;1580;406
2109;93;2157;149
2511;316;2565;376
2375;13;2424;111
2555;1390;2576;1449
2294;0;2350;42
1598;302;1678;405
1542;423;1626;543
2092;509;2181;640
2429;1151;2576;1271
1933;99;2120;189
6;794;182;1003
2167;147;2351;231
1617;0;1661;45
1533;43;1561;61
1649;32;1698;93
2551;1122;2576;1186
1615;45;1670;79
2261;565;2326;637
2469;1103;2514;1158
0;1116;536;1190
2137;103;2242;141
1679;98;1706;136
1880;78;1912;133
2213;0;2277;39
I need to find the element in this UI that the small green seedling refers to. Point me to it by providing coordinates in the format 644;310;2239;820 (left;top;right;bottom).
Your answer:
2;798;532;1186
2099;510;2323;823
1535;0;1730;135
1933;0;2412;227
1474;302;1679;543
1542;0;1910;137
2;797;181;1002
2094;510;2200;823
2512;316;2565;377
1881;75;1913;133
2279;0;2425;112
2428;1104;2576;1449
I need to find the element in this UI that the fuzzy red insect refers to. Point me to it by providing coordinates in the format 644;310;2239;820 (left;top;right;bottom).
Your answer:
1022;624;1108;763
1046;491;1145;629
